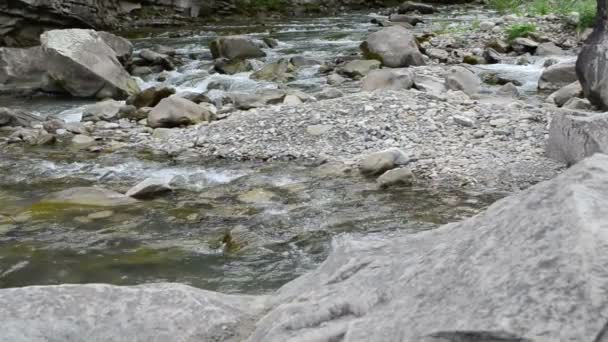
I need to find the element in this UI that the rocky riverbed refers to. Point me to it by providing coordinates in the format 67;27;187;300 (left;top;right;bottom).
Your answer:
1;1;608;340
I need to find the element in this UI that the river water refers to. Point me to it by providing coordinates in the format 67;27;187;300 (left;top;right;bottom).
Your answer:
0;8;552;294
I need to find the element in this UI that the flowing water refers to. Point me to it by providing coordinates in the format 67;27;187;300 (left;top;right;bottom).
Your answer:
2;8;548;294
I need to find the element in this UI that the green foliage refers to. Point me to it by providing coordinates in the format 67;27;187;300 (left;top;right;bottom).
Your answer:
527;0;551;15
577;0;597;30
487;0;524;14
488;0;597;30
506;23;537;41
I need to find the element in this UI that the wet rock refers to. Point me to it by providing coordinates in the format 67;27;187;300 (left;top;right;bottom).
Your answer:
327;73;346;86
483;48;502;64
233;89;286;110
97;31;133;63
340;59;381;79
398;1;436;14
126;177;173;199
209;35;266;60
547;81;583;107
138;49;175;71
8;128;55;145
360;25;425;68
0;107;42;127
562;97;593;110
127;87;176;109
538;62;577;91
389;14;423;26
179;92;211;104
151;45;176;57
535;42;564;56
71;134;95;148
315;88;344;100
251;59;295;82
496;82;520;97
0;283;261;342
263;37;279;48
361;68;414;92
289;56;320;67
547;111;608;164
376;167;414;188
482;72;522;86
511;37;539;54
445;66;480;96
214;58;253;75
42;187;137;207
42;118;65;133
148;97;215;128
238;188;278;204
64;122;88;135
130;66;157;77
577;18;608;109
463;54;486;65
249;154;608;341
41;29;140;99
359;148;410;176
82;99;123;122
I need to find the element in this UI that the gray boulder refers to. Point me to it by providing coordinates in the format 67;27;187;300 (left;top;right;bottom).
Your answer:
340;59;381;79
414;74;447;95
547;110;608;164
127;86;175;109
511;37;538;54
547;81;583;107
126;177;173;199
0;107;42;127
359;148;410;176
376;167;414;188
535;42;564;56
538;62;577;91
398;1;436;14
577;18;608;109
82;99;123;121
495;82;519;97
361;68;415;92
138;48;175;71
360;26;425;68
0;46;47;86
41;29;140;99
250;59;295;82
233;89;287;110
445;66;481;95
209;35;266;60
148;96;215;128
97;31;133;63
249;153;608;341
0;283;263;342
563;97;593;110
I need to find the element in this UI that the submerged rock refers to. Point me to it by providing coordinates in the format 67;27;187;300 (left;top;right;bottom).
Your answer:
42;187;137;207
0;283;263;342
360;26;425;68
249;154;608;341
41;29;140;99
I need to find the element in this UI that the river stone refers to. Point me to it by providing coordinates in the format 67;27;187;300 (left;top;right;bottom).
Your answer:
547;110;608;164
42;187;137;207
535;42;563;56
445;66;481;96
340;60;381;79
397;1;436;14
148;97;214;128
413;74;446;95
577;16;608;110
486;38;510;53
127;86;175;108
538;62;577;91
233;89;286;110
209;35;266;60
214;58;253;75
496;82;519;97
40;29;140;99
283;95;302;106
511;37;539;54
82;99;123;121
315;88;344;100
547;81;583;107
249;154;608;341
0;283;262;342
0;107;42;127
362;68;414;92
425;48;449;62
562;97;593;111
359;148;410;176
376;167;414;188
97;31;133;63
139;49;174;71
8;128;54;145
251;59;295;82
306;124;332;136
126;177;173;199
360;25;425;68
388;14;423;26
71;134;95;148
0;46;47;86
327;73;346;85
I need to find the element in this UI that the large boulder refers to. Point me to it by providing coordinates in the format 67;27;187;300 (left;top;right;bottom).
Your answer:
538;62;577;91
445;66;481;95
547;81;583;107
547;110;608;165
577;16;608;110
361;68;415;91
0;283;263;342
249;153;608;341
360;26;425;68
41;29;140;99
209;36;266;60
82;99;123;121
0;107;42;127
148;96;215;128
0;46;47;86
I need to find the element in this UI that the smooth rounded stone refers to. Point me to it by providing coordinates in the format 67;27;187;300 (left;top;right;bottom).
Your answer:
42;187;137;207
577;18;608;109
64;122;88;134
538;62;577;91
0;107;42;127
315;88;344;100
249;154;608;341
425;48;449;62
360;25;425;68
562;97;593;110
42;118;65;133
413;74;446;95
547;81;583;107
359;148;410;176
251;59;295;82
71;134;95;147
398;1;436;14
376;167;414;188
209;35;266;60
139;49;174;70
479;21;495;31
289;56;320;67
213;58;253;75
445;66;481;96
340;59;381;79
283;95;302;106
0;283;263;342
327;73;346;86
489;118;510;127
511;37;539;54
82;99;123;121
496;82;520;97
126;177;172;199
263;37;279;48
179;92;211;104
148;96;214;128
361;68;414;92
483;48;502;64
452;115;476;127
535;42;564;56
127;86;175;109
130;66;156;77
306;124;333;136
41;29;140;99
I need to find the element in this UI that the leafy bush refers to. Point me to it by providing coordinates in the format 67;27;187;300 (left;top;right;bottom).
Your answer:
506;23;537;40
487;0;524;13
